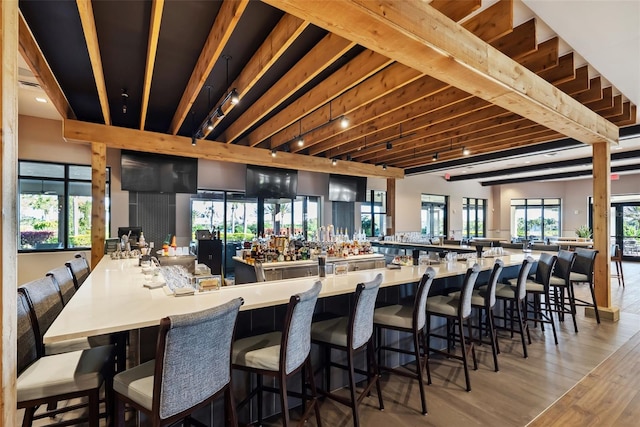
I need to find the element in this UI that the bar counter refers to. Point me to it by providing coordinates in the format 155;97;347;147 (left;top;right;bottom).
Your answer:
44;252;537;345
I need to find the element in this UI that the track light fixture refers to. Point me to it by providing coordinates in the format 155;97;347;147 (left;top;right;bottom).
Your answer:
297;136;304;147
462;146;470;156
340;116;349;129
191;135;197;146
271;149;277;157
386;142;392;150
331;158;337;166
230;89;240;105
206;120;214;131
121;89;128;114
215;107;225;120
382;163;387;170
432;152;438;161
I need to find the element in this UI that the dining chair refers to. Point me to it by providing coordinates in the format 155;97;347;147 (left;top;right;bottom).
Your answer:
373;267;435;415
493;257;535;358
426;264;480;391
113;297;244;427
454;259;505;372
17;290;114;427
233;281;323;427
570;248;600;324
311;273;384;427
549;249;578;332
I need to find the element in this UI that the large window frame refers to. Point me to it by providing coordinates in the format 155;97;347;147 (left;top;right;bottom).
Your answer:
18;160;111;252
463;198;486;238
510;198;561;241
360;190;387;238
421;194;448;238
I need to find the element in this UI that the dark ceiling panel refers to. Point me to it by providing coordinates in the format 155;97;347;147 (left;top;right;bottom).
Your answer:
146;1;222;133
93;0;151;129
19;0;103;123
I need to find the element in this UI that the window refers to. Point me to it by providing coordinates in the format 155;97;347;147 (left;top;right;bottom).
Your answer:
361;190;386;237
510;198;561;240
463;198;486;238
19;161;110;251
421;194;448;238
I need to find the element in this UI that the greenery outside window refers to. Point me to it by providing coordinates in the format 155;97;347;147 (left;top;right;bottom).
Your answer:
421;194;448;238
361;190;386;237
19;160;111;251
511;198;561;240
463;198;486;238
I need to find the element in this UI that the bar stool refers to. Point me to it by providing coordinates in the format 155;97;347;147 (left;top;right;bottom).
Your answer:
232;282;322;427
373;267;435;415
46;265;77;305
311;273;384;427
454;259;504;372
570;248;600;324
549;250;578;332
510;253;558;345
493;257;535;358
66;256;91;289
426;264;480;391
114;297;244;427
611;244;625;287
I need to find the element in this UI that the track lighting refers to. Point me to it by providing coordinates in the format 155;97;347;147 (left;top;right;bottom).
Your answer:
331;158;337;166
206;120;214;131
340;116;349;129
462;147;470;156
297;137;304;147
271;149;277;157
121;89;128;114
215;107;225;120
191;135;197;146
230;89;240;105
382;163;387;170
432;152;438;161
386;142;392;150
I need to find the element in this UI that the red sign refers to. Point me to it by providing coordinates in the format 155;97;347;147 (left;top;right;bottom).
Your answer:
611;174;620;180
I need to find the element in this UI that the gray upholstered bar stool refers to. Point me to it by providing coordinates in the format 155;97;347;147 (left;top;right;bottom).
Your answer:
426;264;480;392
549;250;578;332
113;297;243;427
232;282;323;427
453;259;504;372
570;248;600;324
17;291;114;427
373;268;435;415
311;273;384;427
493;257;535;358
509;253;558;345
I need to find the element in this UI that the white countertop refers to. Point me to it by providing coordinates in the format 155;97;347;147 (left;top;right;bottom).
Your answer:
43;253;538;344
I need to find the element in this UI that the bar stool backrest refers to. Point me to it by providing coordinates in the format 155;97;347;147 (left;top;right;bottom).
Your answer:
485;259;505;309
17;291;41;374
573;248;598;280
554;250;576;282
414;268;436;331
65;257;90;289
282;281;322;374
535;253;558;291
514;257;535;301
155;297;243;420
350;273;383;350
46;266;77;305
18;276;64;353
459;264;481;319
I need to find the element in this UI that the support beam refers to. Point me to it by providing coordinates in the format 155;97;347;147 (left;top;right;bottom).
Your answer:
63;119;403;179
386;178;396;236
139;0;164;130
591;141;617;320
91;143;107;269
263;0;618;145
1;1;19;424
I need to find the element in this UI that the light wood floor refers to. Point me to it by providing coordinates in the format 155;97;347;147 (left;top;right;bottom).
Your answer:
27;261;640;426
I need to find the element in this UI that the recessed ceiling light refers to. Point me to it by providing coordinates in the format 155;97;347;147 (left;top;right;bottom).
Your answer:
35;97;47;103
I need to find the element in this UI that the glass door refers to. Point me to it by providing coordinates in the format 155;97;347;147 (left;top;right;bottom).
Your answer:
605;196;640;259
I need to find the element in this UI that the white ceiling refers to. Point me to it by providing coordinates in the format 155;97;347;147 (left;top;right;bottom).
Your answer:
17;0;640;182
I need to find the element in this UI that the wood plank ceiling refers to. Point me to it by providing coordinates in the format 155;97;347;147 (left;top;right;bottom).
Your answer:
18;0;637;179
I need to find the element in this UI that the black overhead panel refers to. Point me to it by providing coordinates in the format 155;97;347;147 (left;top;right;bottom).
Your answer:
177;1;284;138
146;1;222;134
93;0;150;129
19;0;103;123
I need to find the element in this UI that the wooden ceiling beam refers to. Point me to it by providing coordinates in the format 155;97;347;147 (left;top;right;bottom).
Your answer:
282;63;425;152
557;65;589;95
490;18;536;60
139;0;164;131
584;86;613;111
611;104;636;126
76;0;111;125
222;32;355;143
202;14;309;139
460;0;513;43
63;119;403;179
538;53;575;85
169;0;249;135
18;12;76;120
430;0;481;22
518;37;559;73
599;94;623;117
262;0;617;144
252;49;393;148
574;77;603;103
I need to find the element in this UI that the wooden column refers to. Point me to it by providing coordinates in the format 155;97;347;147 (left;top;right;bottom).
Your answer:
591;141;618;321
386;178;396;236
90;143;107;269
1;1;19;424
